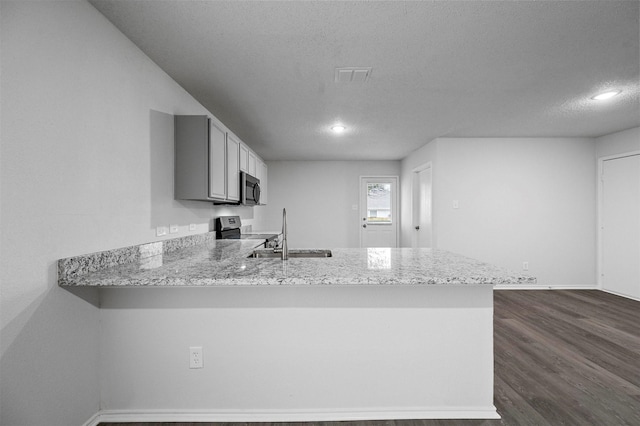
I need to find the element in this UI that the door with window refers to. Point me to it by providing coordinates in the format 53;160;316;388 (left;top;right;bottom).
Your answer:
360;177;398;248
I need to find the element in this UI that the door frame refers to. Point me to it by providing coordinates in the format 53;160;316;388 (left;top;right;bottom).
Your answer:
596;150;640;295
411;162;433;249
359;176;399;248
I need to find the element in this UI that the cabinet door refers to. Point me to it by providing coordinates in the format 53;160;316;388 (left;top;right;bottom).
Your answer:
239;144;249;173
175;115;211;201
209;121;227;199
248;151;257;176
226;135;240;202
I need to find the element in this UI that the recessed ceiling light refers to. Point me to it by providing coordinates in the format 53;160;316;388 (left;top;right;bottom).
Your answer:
331;125;346;133
591;90;621;101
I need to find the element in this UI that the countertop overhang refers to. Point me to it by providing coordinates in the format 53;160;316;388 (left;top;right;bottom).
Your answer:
58;232;536;288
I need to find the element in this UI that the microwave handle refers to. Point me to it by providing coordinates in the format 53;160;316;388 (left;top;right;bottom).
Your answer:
252;184;260;204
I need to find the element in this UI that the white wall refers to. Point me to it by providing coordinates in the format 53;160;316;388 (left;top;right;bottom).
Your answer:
0;1;257;424
401;137;597;287
258;161;401;248
595;126;640;157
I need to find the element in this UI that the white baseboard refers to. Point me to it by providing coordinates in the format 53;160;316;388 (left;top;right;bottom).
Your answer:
494;284;598;290
85;406;500;425
82;411;102;426
494;286;640;301
600;288;640;302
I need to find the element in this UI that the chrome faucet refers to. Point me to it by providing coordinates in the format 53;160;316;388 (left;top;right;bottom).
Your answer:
281;208;288;260
274;208;289;260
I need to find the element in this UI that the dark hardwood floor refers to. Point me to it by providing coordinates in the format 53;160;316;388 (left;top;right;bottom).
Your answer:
101;290;640;426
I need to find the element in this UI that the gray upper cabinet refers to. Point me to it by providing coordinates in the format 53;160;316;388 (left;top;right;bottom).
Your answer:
174;114;266;204
175;115;228;202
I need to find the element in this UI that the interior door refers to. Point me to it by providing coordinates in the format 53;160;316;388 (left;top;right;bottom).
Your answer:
413;165;432;248
601;153;640;299
360;177;398;248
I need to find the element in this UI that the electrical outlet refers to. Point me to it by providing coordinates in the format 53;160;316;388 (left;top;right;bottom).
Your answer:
522;261;529;271
156;226;167;237
189;223;197;231
169;224;179;234
189;346;203;369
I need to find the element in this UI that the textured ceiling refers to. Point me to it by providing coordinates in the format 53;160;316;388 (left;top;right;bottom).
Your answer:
89;0;640;160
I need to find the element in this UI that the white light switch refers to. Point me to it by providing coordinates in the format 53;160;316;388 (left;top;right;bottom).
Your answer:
169;224;179;234
453;200;459;209
352;204;358;211
156;226;167;236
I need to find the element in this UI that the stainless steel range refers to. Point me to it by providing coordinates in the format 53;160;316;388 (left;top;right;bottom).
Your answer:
215;216;279;248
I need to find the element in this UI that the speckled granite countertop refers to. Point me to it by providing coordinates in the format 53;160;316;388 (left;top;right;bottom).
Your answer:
58;232;535;287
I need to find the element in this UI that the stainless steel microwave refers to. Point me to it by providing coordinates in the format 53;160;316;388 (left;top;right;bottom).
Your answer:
241;172;261;205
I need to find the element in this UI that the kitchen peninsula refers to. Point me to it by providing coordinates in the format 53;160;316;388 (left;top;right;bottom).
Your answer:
59;232;534;422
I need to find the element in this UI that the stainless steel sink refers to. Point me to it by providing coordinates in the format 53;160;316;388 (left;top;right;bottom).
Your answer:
248;249;332;259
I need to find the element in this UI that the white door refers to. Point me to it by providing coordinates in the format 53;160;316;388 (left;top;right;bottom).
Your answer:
360;177;398;248
601;153;640;299
413;164;432;248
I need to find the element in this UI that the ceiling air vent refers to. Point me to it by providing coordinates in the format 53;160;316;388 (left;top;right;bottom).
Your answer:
335;67;372;83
